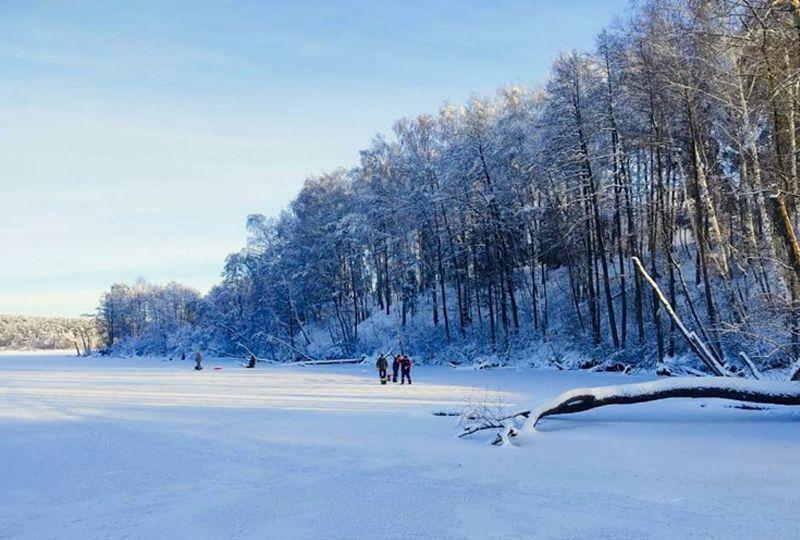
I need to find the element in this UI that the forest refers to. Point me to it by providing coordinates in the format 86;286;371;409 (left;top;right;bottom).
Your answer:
0;314;97;352
96;0;800;376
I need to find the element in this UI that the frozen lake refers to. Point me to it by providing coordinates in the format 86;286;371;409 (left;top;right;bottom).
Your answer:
1;354;798;539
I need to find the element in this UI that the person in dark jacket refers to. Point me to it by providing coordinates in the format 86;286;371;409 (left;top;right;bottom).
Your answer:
194;350;203;371
247;354;257;368
391;355;401;383
400;355;412;385
376;354;389;384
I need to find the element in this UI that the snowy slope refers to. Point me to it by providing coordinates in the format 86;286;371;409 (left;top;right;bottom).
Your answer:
1;354;799;539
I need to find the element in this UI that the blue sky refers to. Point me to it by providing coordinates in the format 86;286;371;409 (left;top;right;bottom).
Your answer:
0;0;630;317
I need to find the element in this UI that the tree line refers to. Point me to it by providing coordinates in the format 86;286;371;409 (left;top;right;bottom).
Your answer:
97;0;800;373
96;280;202;355
0;314;97;353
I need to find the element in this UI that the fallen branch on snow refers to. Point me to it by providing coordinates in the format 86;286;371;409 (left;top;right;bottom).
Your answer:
460;377;800;445
292;358;364;366
265;335;318;363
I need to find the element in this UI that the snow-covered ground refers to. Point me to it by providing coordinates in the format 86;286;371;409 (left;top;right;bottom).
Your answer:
1;355;798;539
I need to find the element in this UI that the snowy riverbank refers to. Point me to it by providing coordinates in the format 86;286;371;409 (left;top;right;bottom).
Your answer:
1;355;798;539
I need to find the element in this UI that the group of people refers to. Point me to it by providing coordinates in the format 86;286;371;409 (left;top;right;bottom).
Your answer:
168;351;203;369
190;351;257;370
188;351;410;382
170;351;209;370
375;353;412;385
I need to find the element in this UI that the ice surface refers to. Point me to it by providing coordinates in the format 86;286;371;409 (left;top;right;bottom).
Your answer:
1;354;799;539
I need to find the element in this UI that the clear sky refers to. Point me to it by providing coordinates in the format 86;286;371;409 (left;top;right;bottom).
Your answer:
0;0;631;318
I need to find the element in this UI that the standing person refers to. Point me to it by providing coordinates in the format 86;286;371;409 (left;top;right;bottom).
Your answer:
181;352;186;361
247;354;257;368
391;355;401;383
400;355;412;385
376;354;389;384
194;350;203;371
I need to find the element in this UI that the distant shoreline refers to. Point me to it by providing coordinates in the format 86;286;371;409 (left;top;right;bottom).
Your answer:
0;349;77;357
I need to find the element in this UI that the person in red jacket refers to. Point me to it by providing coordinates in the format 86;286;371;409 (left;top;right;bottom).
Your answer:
400;355;412;385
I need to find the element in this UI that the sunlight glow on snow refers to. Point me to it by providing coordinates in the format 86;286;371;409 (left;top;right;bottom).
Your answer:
0;367;514;422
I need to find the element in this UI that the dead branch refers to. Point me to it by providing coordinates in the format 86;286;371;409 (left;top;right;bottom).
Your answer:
632;257;730;376
738;352;763;380
465;377;800;445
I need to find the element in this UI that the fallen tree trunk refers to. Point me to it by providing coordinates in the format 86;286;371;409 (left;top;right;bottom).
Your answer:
520;377;800;428
293;358;364;366
632;257;729;376
460;377;800;445
266;335;317;363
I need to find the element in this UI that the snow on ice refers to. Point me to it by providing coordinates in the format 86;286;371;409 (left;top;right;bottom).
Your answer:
1;354;799;539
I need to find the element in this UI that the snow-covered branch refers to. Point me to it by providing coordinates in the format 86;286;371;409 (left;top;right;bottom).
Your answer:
461;377;800;445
